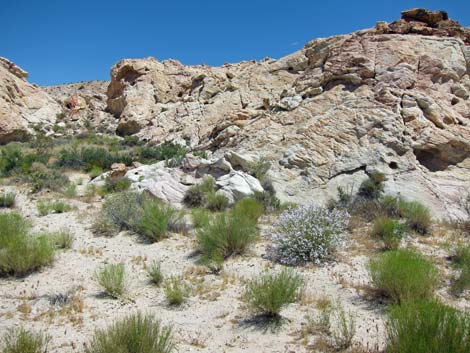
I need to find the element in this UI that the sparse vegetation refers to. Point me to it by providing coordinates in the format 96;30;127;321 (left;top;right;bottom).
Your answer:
56;146;132;172
0;192;15;208
387;300;470;353
398;200;432;235
37;200;72;216
452;244;470;294
272;204;350;265
147;261;164;286
358;172;386;200
191;208;211;228
138;142;187;166
164;276;189;306
1;327;50;353
205;192;229;211
85;312;175;353
371;217;407;250
135;199;182;242
100;176;131;194
183;176;218;209
247;157;271;181
368;249;439;304
51;229;74;249
233;197;264;222
244;269;303;317
94;263;126;298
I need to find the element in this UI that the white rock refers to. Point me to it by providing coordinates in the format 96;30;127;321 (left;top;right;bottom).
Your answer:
216;171;263;202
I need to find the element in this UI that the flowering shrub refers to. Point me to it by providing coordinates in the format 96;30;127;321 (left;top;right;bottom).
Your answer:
272;204;350;265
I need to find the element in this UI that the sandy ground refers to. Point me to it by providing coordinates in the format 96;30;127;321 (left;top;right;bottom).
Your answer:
0;177;467;353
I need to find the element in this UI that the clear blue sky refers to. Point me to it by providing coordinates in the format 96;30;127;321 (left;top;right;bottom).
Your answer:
2;0;468;86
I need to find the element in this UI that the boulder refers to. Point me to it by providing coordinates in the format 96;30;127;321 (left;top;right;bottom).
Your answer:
216;171;263;203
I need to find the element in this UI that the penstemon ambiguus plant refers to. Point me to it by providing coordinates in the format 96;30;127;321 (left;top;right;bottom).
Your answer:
272;204;350;265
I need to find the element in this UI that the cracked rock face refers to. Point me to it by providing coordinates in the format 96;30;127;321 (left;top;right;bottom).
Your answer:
0;57;61;143
100;9;469;218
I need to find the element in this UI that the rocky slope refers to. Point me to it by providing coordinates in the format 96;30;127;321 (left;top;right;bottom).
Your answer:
3;8;470;218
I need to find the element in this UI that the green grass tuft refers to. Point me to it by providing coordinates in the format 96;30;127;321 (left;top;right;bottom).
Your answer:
94;263;126;298
1;327;50;353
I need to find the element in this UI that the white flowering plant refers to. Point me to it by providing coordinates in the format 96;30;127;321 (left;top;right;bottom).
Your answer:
272;204;350;265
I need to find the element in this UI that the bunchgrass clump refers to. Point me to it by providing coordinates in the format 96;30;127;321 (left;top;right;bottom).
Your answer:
52;229;74;249
452;244;470;294
85;312;175;353
398;200;432;235
357;172;386;200
244;269;303;317
0;192;15;208
371;217;407;250
37;200;72;216
100;176;132;194
26;163;70;192
63;183;77;198
1;327;50;353
205;192;229;211
147;261;164;286
233;197;264;222
368;249;439;304
191;208;211;228
386;300;470;353
98;191;146;231
164;276;189;306
94;263;126;298
0;212;55;276
272;204;350;265
197;209;258;265
135;200;182;242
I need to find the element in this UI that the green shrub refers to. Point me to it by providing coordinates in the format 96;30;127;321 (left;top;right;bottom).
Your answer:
399;200;432;235
25;163;69;192
233;198;264;222
57;146;133;172
0;213;55;276
101;176;132;194
452;244;470;293
0;192;15;208
92;216;119;237
358;172;386;200
191;208;211;228
138;142;187;165
94;263;126;298
89;166;104;179
37;200;72;216
247;157;271;181
205;192;229;211
254;190;280;213
85;312;174;353
379;195;402;218
63;183;77;197
197;210;258;265
100;191;146;231
164;276;189;306
147;261;163;286
244;269;303;317
368;249;439;304
52;230;74;249
387;300;470;353
0;145;49;177
1;327;50;353
371;217;407;250
135;200;182;242
183;177;216;208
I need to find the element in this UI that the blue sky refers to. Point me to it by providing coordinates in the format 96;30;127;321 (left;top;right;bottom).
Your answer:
2;0;469;85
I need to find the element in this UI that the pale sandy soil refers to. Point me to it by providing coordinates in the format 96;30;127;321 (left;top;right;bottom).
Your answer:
0;176;467;353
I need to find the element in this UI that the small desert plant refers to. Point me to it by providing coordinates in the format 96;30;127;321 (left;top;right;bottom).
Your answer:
379;195;402;218
1;327;50;353
94;263;126;298
52;229;74;249
164;276;189;306
0;192;15;208
358;172;386;200
63;183;77;197
272;204;350;265
399;200;432;235
92;216;119;237
85;312;175;353
183;176;216;208
452;244;470;294
247;157;271;181
371;217;407;250
135;199;182;242
101;176;131;194
147;261;164;286
191;208;211;228
138;142;187;165
233;197;264;222
197;210;258;265
37;200;72;216
244;269;303;317
26;163;69;192
0;213;55;276
99;191;146;231
332;305;356;350
386;299;470;353
205;192;229;211
368;249;439;304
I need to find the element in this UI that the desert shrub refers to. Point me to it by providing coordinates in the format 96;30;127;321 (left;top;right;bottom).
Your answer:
0;145;49;177
0;192;15;208
386;299;470;353
244;268;303;317
101;176;131;194
135;199;182;242
1;327;50;353
452;244;470;294
94;263;126;298
191;208;211;228
25;163;69;192
379;195;402;218
233;197;264;222
197;209;258;265
100;191;146;231
368;249;439;304
57;146;133;172
147;261;163;286
398;200;432;235
0;215;55;277
357;172;386;200
254;190;281;213
37;200;72;216
63;183;77;197
52;230;74;249
371;217;407;250
192;150;208;159
138;142;187;165
88;166;103;179
164;276;189;306
205;192;229;211
247;157;271;181
92;216;119;237
183;176;216;208
85;312;174;353
121;135;144;147
331;305;356;350
271;204;350;265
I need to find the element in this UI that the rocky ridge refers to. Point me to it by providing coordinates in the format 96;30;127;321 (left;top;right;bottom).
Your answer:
2;8;470;218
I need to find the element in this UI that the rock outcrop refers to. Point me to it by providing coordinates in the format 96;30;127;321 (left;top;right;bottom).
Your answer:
0;57;61;143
